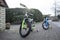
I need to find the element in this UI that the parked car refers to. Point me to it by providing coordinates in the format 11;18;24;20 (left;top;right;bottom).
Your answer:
52;18;59;21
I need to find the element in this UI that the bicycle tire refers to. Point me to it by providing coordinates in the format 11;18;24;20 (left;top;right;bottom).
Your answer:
42;22;49;30
19;21;31;38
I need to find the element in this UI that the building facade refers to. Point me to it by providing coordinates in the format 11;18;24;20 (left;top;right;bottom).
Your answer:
0;0;8;30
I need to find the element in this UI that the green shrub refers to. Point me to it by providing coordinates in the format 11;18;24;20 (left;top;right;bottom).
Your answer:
30;9;43;22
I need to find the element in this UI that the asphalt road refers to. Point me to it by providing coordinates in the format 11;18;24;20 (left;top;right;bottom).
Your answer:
52;21;60;27
0;22;60;40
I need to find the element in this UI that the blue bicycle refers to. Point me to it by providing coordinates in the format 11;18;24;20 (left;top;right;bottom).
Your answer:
42;17;49;30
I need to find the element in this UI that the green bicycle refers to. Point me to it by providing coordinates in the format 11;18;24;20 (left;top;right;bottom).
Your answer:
19;3;35;38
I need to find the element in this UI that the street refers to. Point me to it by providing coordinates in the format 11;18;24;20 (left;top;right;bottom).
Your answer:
52;21;60;27
0;22;60;40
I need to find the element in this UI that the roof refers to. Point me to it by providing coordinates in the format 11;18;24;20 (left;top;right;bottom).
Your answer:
0;0;8;7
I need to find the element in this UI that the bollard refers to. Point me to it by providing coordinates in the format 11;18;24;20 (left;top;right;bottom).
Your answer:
6;23;10;29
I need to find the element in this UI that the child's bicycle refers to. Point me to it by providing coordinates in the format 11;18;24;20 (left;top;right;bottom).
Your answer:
19;3;35;38
42;17;49;30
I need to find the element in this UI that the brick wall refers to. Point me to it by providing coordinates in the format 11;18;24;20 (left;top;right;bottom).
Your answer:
0;6;5;30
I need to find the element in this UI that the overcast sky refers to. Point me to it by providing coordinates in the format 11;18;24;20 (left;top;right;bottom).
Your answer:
5;0;56;16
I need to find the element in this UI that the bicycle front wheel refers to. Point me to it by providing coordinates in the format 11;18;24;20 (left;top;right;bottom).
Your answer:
19;20;31;38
